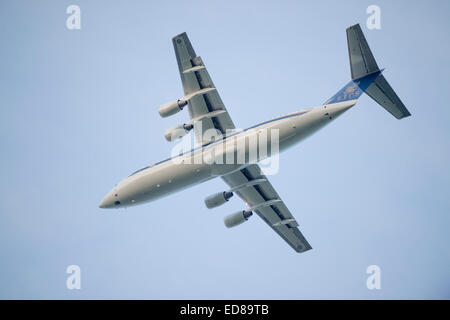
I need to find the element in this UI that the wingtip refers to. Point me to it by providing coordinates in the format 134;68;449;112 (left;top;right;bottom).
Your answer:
346;23;362;33
296;243;313;253
172;32;187;41
397;112;412;120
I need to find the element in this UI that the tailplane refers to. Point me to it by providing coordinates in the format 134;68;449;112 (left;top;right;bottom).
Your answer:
326;24;411;119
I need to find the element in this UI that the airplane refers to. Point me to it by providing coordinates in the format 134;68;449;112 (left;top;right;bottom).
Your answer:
99;24;410;253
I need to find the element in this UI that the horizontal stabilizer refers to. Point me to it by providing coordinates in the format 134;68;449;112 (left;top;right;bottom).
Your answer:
365;74;411;119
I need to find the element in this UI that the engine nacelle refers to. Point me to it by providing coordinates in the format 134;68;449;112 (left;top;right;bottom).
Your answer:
158;100;188;118
164;124;189;142
204;191;233;209
224;211;253;228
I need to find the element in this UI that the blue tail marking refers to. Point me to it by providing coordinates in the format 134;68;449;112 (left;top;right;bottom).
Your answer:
324;70;382;105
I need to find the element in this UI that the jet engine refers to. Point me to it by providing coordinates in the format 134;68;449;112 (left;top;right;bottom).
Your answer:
158;100;188;118
224;211;253;228
204;191;234;209
164;123;193;142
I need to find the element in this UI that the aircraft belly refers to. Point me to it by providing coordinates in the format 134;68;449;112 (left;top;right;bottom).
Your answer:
120;162;212;205
278;109;329;152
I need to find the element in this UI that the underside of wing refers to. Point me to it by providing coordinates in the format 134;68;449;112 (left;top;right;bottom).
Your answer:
171;33;235;145
170;33;310;253
221;164;312;253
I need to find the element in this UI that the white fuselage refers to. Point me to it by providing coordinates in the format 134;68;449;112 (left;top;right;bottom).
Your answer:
99;100;356;208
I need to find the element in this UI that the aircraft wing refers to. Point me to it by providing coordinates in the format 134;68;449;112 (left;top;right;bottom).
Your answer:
172;33;236;145
173;33;310;253
221;164;312;253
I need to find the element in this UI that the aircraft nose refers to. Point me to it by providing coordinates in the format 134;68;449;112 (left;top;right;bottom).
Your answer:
99;190;119;209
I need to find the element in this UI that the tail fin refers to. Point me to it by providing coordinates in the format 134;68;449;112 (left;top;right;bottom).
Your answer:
346;24;411;119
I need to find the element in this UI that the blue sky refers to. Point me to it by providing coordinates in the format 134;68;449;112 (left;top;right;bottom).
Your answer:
0;0;449;299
